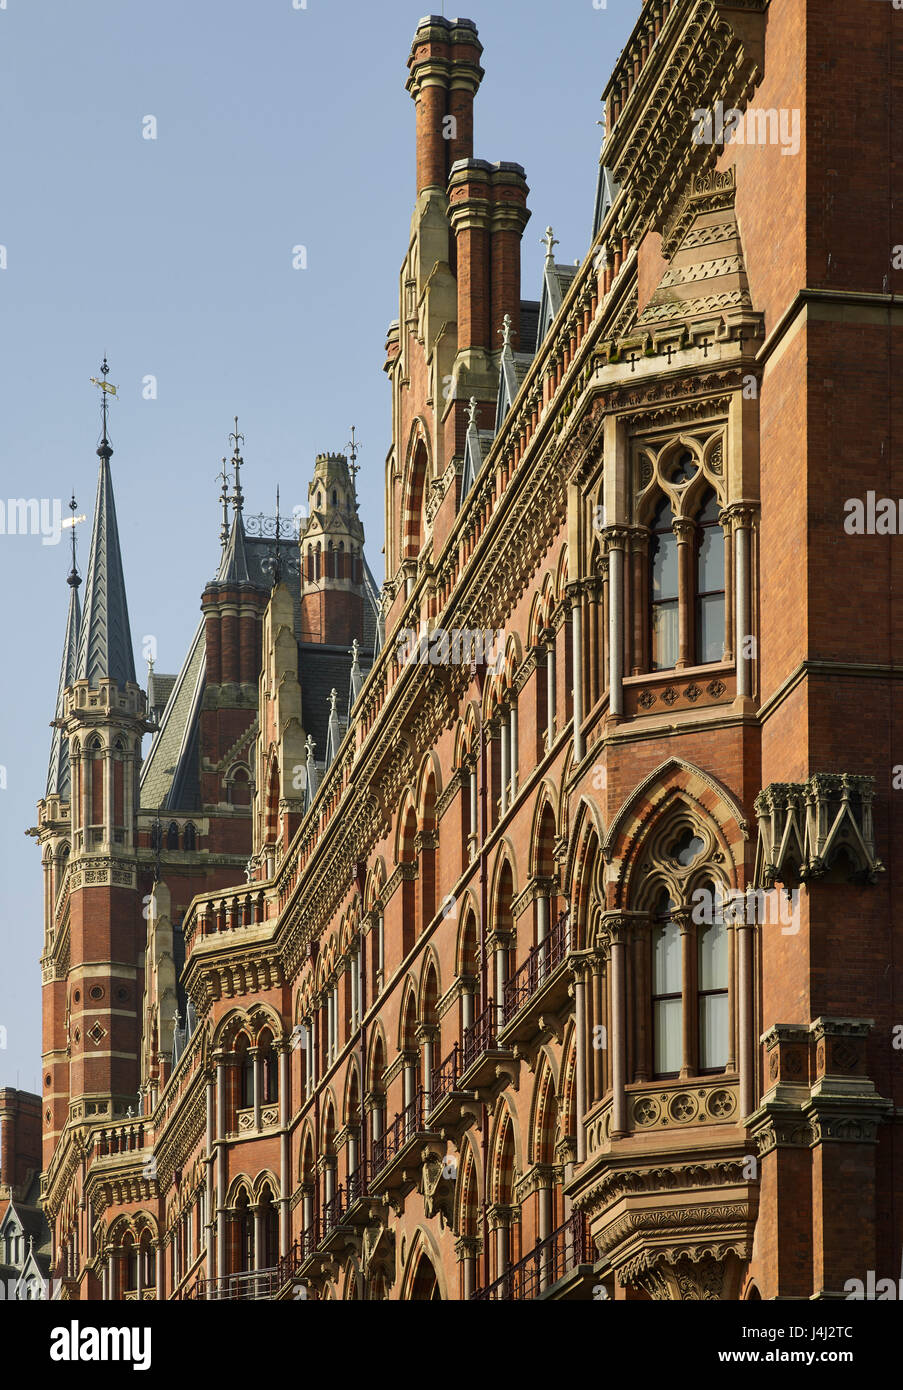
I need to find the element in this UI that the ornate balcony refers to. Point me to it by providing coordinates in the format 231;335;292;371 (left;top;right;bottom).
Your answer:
186;1267;282;1301
428;1043;478;1138
499;911;572;1047
459;1001;515;1094
368;1088;440;1198
472;1212;595;1301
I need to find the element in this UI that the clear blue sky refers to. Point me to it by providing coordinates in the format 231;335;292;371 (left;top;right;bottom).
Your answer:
0;0;636;1092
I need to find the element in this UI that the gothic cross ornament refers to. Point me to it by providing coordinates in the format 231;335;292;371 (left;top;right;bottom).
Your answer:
498;313;513;351
230;417;245;511
346;426;361;493
541;226;559;262
467;396;479;430
218;458;230;549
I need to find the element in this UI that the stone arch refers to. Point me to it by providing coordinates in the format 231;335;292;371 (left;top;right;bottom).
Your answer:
604;758;749;910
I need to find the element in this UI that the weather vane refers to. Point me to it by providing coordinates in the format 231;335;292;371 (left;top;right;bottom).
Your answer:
89;356;118;444
61;492;86;586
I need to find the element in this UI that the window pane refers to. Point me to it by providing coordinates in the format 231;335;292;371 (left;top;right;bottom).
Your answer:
697;524;724;593
699;992;729;1070
653;922;682;993
654;998;683;1074
698;921;728;990
652;532;678;600
652;601;679;670
697;594;725;664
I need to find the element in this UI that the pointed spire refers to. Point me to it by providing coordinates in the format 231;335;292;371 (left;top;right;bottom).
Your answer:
76;360;136;688
46;496;82;798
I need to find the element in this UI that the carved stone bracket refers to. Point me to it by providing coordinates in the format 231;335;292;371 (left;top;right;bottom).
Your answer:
753;774;884;888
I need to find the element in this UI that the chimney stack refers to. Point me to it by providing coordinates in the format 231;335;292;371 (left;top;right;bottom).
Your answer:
407;16;484;195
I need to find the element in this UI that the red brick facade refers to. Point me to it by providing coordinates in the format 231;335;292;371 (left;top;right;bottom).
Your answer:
34;2;903;1303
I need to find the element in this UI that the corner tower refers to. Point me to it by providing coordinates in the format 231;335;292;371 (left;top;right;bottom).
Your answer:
298;452;366;645
44;362;151;1161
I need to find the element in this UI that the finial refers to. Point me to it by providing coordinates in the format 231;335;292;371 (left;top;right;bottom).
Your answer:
62;492;86;588
305;733;316;761
217;457;230;550
351;637;360;664
90;356;118;454
498;313;513;351
229;417;245;514
328;687;338;717
541;226;559;262
346;427;361;494
467;396;479;430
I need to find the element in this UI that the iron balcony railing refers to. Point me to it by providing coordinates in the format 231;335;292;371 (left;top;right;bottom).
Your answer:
472;1211;593;1301
430;1043;461;1110
370;1087;430;1175
502;911;571;1027
462;1000;498;1071
187;1267;282;1301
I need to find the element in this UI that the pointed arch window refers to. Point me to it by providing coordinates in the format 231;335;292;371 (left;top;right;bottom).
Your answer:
183;822;197;852
649;498;678;671
651;893;682;1077
166;822;179;851
698;904;729;1071
695;489;726;665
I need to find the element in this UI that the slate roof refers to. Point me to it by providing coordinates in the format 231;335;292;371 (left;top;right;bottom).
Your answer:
75;449;136;689
140;508;381;813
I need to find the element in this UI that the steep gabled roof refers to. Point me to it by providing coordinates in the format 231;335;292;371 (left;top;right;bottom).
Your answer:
139;619;206;811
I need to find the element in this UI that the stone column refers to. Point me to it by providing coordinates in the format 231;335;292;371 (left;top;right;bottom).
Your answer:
573;963;588;1162
733;507;755;698
568;583;584;763
500;712;510;816
608;920;628;1137
673;518;696;669
606;531;627;718
205;1073;215;1280
215;1052;228;1285
737;920;754;1118
279;1044;290;1257
250;1046;261;1131
456;1236;479;1300
677;908;694;1079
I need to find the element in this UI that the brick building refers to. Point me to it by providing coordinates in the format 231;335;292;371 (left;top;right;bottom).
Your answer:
32;2;902;1301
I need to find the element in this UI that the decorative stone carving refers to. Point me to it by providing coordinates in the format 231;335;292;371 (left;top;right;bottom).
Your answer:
753;774;884;888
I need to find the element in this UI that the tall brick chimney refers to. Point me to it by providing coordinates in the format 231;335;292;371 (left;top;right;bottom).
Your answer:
490;163;530;352
0;1089;42;1193
406;16;484;194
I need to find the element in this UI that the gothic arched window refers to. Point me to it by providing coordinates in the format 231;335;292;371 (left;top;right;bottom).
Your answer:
651;892;682;1077
166;822;179;851
183;822;197;852
695;488;725;664
649;497;678;671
